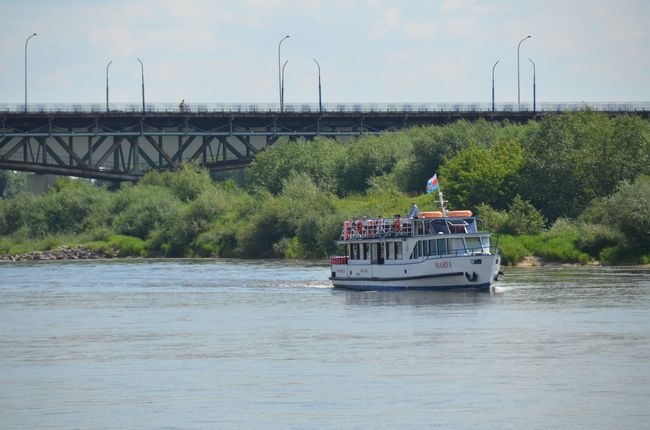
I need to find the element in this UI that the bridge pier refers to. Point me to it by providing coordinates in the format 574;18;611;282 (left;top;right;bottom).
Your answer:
26;173;57;195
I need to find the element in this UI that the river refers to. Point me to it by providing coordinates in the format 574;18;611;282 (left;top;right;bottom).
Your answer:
1;260;649;429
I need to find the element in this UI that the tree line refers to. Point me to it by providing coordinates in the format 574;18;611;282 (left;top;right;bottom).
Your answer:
1;109;649;264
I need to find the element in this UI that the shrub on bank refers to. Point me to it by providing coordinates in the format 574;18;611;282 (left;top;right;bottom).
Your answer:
498;235;530;266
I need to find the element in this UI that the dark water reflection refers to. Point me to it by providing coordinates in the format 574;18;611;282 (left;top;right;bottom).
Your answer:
338;289;495;306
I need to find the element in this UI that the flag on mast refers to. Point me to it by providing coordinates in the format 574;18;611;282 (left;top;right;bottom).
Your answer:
426;174;439;194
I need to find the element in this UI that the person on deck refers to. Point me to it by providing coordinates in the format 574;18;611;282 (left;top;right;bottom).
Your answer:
407;202;419;219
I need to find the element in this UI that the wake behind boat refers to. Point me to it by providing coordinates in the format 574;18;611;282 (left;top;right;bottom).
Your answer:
329;175;501;291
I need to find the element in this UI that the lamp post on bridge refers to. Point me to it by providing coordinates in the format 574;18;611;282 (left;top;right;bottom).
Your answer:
529;57;536;113
517;34;531;111
277;35;289;112
281;60;288;111
491;59;499;113
137;58;145;113
313;59;322;113
24;33;37;113
106;60;112;113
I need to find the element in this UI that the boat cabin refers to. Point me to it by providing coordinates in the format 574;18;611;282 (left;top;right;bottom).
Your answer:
334;212;493;266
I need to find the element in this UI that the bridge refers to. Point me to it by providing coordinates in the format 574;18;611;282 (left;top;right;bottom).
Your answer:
1;102;649;182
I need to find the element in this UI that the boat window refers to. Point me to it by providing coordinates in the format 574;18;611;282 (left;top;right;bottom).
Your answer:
429;239;437;256
448;238;466;255
395;242;403;260
410;244;419;260
466;237;482;253
449;222;468;234
423;239;429;256
432;220;449;234
480;237;491;253
351;243;359;260
363;243;369;260
437;238;447;256
385;242;392;260
371;244;379;264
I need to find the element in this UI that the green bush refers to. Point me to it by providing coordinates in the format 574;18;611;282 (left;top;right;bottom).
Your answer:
41;178;112;234
237;199;292;258
581;175;650;253
139;162;215;202
575;223;624;257
498;235;530;266
246;138;343;195
475;204;508;232
439;138;523;210
0;193;47;237
108;235;146;257
336;133;411;195
111;185;182;239
83;240;116;257
501;196;546;235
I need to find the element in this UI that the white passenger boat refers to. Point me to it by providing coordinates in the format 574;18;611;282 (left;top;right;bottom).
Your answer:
329;179;501;291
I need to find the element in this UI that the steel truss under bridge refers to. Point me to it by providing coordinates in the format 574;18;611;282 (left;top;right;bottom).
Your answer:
2;110;496;181
1;111;395;181
2;105;648;181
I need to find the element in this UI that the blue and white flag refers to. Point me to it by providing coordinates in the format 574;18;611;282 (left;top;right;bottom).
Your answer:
426;174;439;194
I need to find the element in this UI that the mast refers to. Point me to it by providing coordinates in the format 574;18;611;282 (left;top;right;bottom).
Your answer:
438;189;447;216
435;179;447;216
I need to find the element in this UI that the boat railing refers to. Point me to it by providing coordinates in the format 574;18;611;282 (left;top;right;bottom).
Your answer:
441;245;498;257
339;217;486;241
330;244;500;265
340;218;414;240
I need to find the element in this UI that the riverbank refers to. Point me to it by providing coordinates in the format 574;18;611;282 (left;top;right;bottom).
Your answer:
0;245;594;268
0;246;115;262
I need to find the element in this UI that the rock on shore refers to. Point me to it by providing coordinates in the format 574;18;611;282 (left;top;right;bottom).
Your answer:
0;246;117;262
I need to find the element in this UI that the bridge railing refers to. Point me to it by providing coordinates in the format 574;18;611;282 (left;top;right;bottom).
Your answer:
1;101;649;114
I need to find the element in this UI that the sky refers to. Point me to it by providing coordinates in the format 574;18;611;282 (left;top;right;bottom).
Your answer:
1;0;649;107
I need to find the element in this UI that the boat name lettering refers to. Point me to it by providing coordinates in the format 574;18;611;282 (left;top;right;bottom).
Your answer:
435;261;452;269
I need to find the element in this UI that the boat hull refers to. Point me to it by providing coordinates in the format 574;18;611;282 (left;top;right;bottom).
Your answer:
329;254;500;292
331;281;492;292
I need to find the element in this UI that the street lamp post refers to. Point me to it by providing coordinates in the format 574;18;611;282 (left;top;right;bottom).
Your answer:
277;35;289;112
106;60;112;113
517;34;531;111
313;59;322;113
137;58;145;113
24;33;37;112
281;60;288;111
529;58;536;113
491;59;499;113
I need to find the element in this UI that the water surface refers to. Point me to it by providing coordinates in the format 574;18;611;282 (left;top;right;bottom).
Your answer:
1;261;649;429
